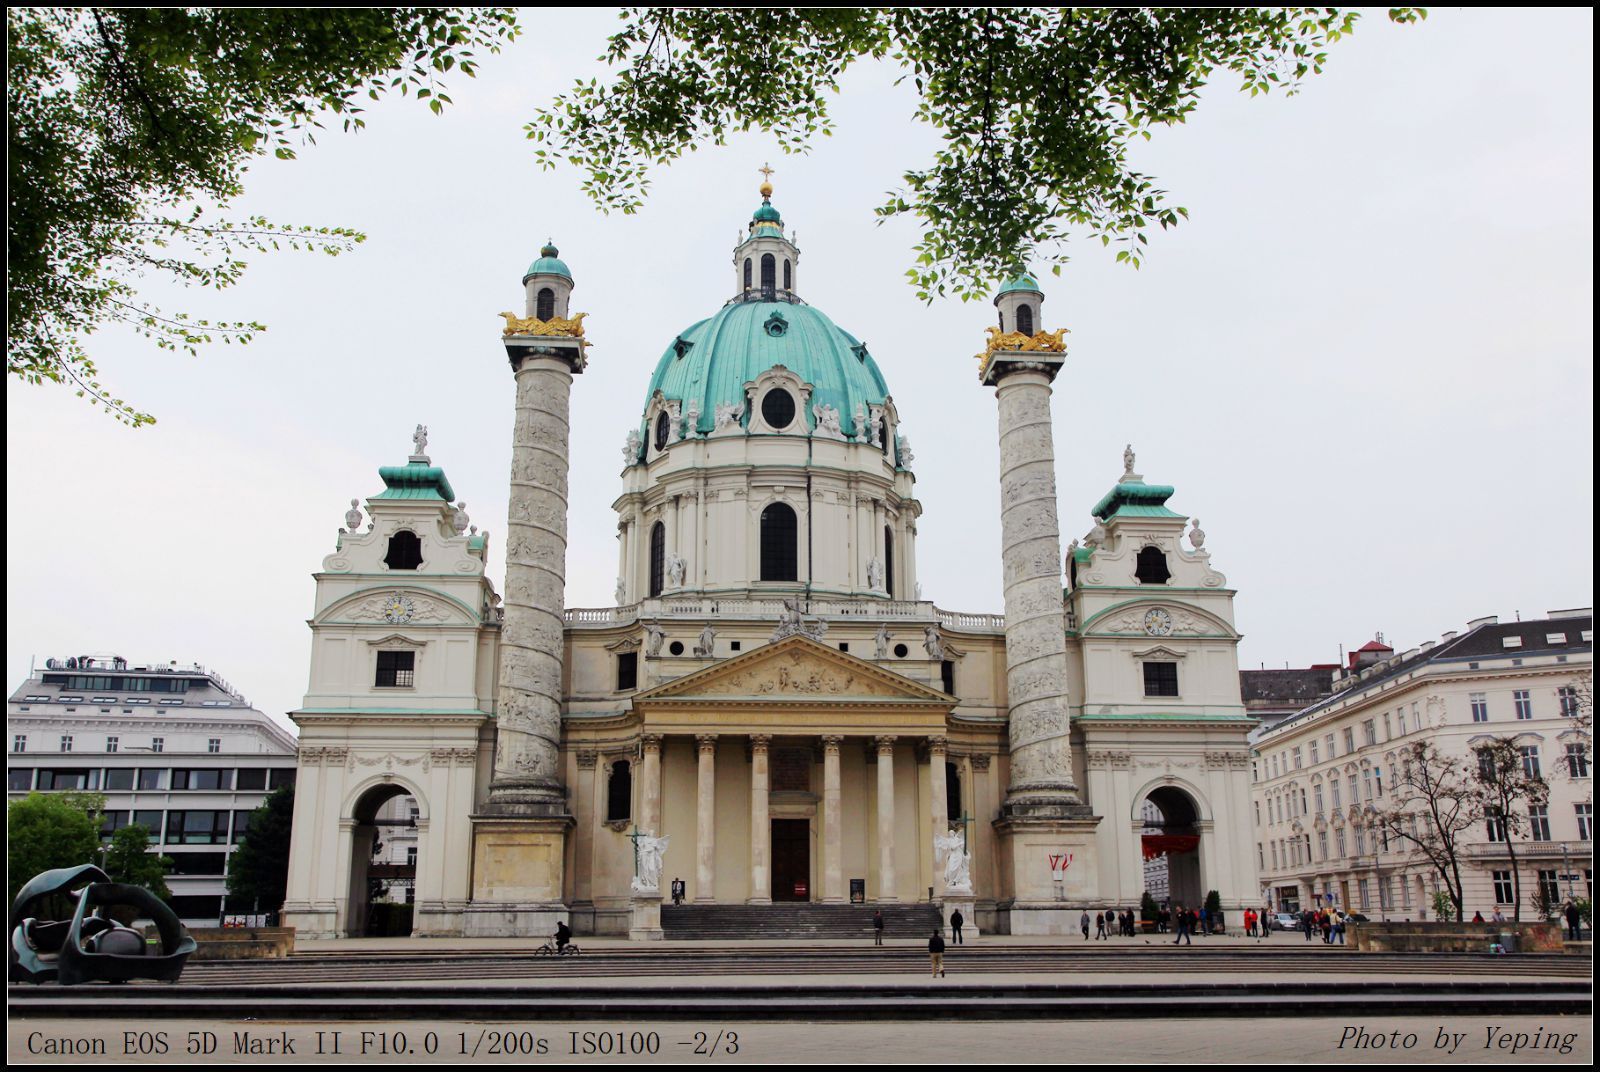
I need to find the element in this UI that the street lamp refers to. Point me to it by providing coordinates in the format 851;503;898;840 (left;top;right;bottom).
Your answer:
1560;843;1574;900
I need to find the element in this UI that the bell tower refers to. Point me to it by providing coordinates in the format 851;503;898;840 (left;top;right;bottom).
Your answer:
732;165;800;301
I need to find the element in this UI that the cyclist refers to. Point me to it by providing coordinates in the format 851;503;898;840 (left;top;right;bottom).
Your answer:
554;920;572;952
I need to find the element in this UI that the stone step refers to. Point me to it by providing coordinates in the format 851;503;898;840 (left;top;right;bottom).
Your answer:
661;904;942;940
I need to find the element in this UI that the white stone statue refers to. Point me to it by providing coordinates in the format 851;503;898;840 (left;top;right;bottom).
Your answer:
412;424;429;458
923;625;944;660
693;624;716;658
666;401;683;444
451;501;470;536
684;397;701;437
1086;519;1108;548
868;408;884;447
1122;443;1136;480
344;498;363;532
812;402;844;439
853;404;868;442
643;622;666;657
666;553;687;589
615;577;627;605
1189;517;1206;550
874;624;892;660
896;434;914;467
713;401;744;432
1065;538;1079;572
772;598;827;642
935;830;972;892
866;556;884;591
623;429;641;466
631;832;670;893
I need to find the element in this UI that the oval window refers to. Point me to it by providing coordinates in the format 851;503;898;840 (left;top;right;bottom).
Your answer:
761;389;796;430
654;411;671;450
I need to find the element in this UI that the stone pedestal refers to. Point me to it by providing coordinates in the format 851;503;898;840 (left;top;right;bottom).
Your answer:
991;815;1101;934
629;890;664;941
464;815;575;936
942;893;980;938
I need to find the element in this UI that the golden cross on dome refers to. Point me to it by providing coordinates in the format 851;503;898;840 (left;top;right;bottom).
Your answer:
758;162;775;198
759;163;775;181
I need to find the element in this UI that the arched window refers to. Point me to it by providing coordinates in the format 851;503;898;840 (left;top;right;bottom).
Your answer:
743;258;752;290
945;761;961;819
1016;304;1034;337
883;526;895;598
760;253;776;295
536;288;555;320
648;522;666;597
654;411;671;451
997;309;1005;332
783;259;792;292
1135;545;1171;584
607;760;632;822
759;503;798;581
384;531;422;570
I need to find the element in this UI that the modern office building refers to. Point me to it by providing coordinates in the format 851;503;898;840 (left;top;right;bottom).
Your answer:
7;653;298;924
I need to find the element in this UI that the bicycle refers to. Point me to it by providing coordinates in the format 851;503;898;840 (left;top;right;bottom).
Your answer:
534;940;581;956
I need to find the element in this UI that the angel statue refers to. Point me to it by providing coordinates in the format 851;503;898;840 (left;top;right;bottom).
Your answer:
934;829;972;892
412;424;429;458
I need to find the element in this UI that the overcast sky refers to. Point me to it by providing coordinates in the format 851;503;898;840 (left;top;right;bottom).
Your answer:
6;8;1593;730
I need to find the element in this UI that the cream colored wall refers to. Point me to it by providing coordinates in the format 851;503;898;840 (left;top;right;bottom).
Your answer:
713;739;754;902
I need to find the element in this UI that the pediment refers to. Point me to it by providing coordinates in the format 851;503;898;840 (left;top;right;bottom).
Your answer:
635;634;951;704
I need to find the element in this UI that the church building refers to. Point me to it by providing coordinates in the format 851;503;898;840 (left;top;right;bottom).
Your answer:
282;179;1259;938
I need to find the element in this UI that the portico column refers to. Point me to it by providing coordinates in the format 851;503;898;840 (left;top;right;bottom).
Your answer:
748;735;772;904
928;736;949;896
875;735;899;902
695;734;718;901
821;736;844;903
640;734;663;834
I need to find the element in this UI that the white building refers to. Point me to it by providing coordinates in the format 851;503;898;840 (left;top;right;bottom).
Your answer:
283;178;1260;938
1252;611;1592;917
7;654;298;924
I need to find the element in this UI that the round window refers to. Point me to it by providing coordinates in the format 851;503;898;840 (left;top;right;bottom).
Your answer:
893;643;909;658
761;389;796;430
654;411;671;450
669;641;685;656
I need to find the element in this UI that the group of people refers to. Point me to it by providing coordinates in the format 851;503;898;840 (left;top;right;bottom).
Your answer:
1242;908;1278;937
1080;908;1140;939
1296;907;1349;944
1077;904;1220;942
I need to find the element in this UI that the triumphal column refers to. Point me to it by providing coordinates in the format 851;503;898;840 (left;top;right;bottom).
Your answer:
979;276;1101;934
466;244;588;935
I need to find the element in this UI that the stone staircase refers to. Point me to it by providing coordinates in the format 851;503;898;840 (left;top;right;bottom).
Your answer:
661;903;942;940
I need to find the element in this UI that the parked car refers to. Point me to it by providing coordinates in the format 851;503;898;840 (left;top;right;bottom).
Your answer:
1271;912;1300;931
1341;912;1369;924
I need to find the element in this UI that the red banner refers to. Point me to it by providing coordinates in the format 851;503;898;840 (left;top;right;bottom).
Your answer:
1141;834;1200;860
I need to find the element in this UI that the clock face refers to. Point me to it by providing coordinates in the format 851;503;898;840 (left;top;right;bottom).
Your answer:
383;593;415;624
1143;608;1173;637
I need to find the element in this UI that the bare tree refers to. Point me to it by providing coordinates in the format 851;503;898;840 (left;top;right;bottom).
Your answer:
1375;740;1479;922
1471;738;1550;923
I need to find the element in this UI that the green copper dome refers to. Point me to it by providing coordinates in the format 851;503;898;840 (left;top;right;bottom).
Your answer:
641;301;889;437
752;200;782;224
523;242;571;281
997;274;1042;296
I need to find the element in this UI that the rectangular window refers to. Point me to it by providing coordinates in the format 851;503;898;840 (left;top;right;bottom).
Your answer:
1379;876;1393;911
1348;773;1358;805
172;769;232;791
1396;709;1406;735
1310;740;1320;764
1355;827;1366;855
1538;870;1560;907
1578;804;1593;841
1519;746;1542;779
8;769;33;792
1330;779;1342;809
1486;810;1506;842
11;734;24;753
616;652;638;692
1343;728;1355;753
151;737;164;753
1470;693;1489;723
235;768;268;791
1357;878;1370;910
941;660;956;696
1373;765;1383;797
232;810;255;842
1513;690;1533;720
269;767;296;790
207;738;221;754
1292;747;1302;770
103;768;135;791
1317;830;1328;860
1335;828;1346;857
1313;783;1324;814
138;768;165;791
105;736;119;753
375;650;416;688
133;810;164;838
38;769;98;791
1529;805;1551;841
1559;686;1580;717
406;846;417;867
59;735;73;753
1143;662;1179;697
1382;713;1392;740
1362;720;1376;747
1493;871;1514;904
165;810;231;845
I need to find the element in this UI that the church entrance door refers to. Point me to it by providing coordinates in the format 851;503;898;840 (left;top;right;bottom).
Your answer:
771;819;810;901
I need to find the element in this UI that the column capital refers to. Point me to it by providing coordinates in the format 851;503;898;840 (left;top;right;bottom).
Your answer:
696;733;719;754
576;749;599;769
925;735;949;756
970;753;992;772
748;733;772;750
874;735;898;754
820;734;844;753
641;733;664;753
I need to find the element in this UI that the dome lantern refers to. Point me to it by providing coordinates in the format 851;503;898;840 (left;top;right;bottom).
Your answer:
733;165;800;301
523;239;575;321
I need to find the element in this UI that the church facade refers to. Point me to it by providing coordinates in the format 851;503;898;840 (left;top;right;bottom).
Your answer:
282;182;1259;938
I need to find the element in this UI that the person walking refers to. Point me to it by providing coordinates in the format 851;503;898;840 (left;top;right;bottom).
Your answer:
950;908;965;945
1080;911;1091;941
670;877;685;906
928;928;947;977
1565;901;1583;942
1333;911;1347;945
1243;908;1255;937
1173;905;1191;946
873;908;885;946
1302;910;1314;942
1095;910;1108;940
